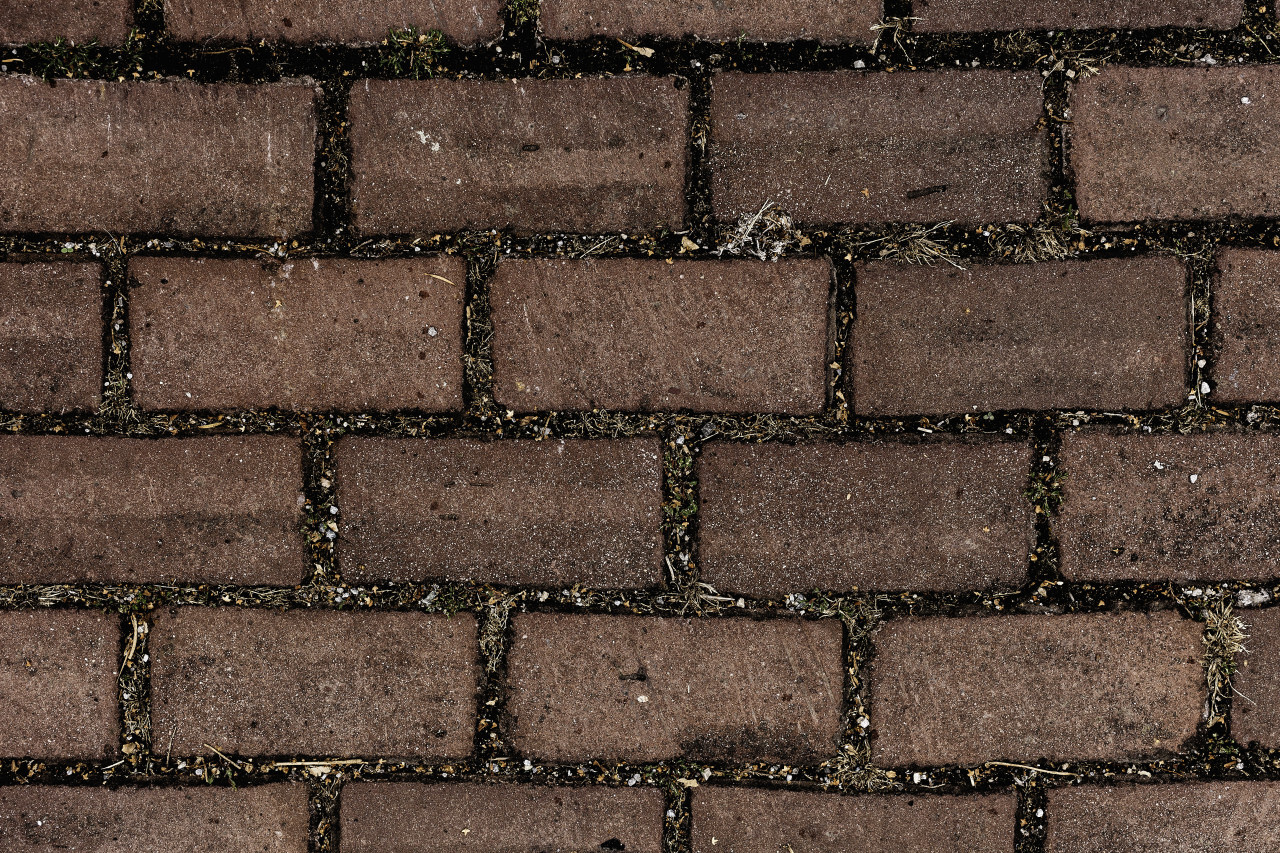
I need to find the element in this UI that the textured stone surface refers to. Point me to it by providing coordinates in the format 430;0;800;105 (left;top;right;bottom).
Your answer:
0;0;132;45
710;70;1047;225
342;782;665;853
913;0;1244;31
504;613;844;764
0;77;315;237
1211;250;1280;404
1231;607;1280;748
349;77;689;235
129;256;465;412
850;257;1188;416
150;608;479;757
697;439;1034;596
1056;431;1280;582
868;612;1204;766
540;0;878;42
0;435;304;585
165;0;502;44
0;261;102;414
335;437;663;587
0;610;119;759
491;258;831;413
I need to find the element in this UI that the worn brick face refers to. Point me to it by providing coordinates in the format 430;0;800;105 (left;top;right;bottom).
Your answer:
1210;250;1280;404
349;77;689;235
868;612;1204;766
335;437;663;587
0;0;132;45
913;0;1243;31
129;257;465;412
1230;607;1280;748
504;613;844;764
697;439;1034;597
491;258;830;414
850;257;1188;416
0;77;315;237
165;0;502;44
540;0;879;43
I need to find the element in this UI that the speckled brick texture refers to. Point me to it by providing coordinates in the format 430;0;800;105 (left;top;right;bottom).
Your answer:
165;0;503;44
540;0;880;42
913;0;1244;31
1231;607;1280;748
1211;249;1280;404
0;0;132;45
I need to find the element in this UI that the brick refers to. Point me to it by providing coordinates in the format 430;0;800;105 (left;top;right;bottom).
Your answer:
913;0;1243;32
1047;781;1280;853
1210;250;1280;404
0;0;132;45
0;435;303;585
349;77;688;235
1231;607;1280;747
129;257;465;412
697;439;1034;597
504;613;844;764
150;607;478;757
868;612;1204;766
341;782;665;853
691;787;1015;853
491;258;830;413
540;0;878;43
335;437;663;587
0;784;308;853
1056;431;1280;583
0;610;119;760
0;260;102;414
850;257;1188;416
709;71;1047;226
1071;66;1280;222
0;77;315;237
165;0;501;44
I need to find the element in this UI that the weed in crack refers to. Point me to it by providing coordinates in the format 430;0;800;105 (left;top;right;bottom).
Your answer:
714;202;808;262
1203;598;1248;725
988;207;1090;263
379;27;449;78
853;222;965;269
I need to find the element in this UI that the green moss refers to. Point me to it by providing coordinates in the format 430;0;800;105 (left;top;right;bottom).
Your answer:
378;27;449;79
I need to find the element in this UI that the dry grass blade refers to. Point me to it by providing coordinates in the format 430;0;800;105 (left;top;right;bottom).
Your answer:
855;222;965;269
1203;599;1248;724
716;202;806;261
869;17;918;60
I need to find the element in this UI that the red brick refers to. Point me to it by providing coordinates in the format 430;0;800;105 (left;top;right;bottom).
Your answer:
0;260;102;414
129;257;465;412
349;77;688;235
165;0;501;44
0;435;303;585
1071;66;1280;223
491;258;830;413
1056;431;1280;583
913;0;1243;31
1231;607;1280;748
0;610;119;760
1047;782;1280;853
0;77;315;237
540;0;878;43
0;0;132;45
868;612;1204;766
710;71;1047;226
850;257;1188;416
341;782;665;853
335;437;663;587
1211;250;1280;404
504;613;844;764
149;607;478;757
692;787;1015;853
697;439;1033;597
0;784;308;852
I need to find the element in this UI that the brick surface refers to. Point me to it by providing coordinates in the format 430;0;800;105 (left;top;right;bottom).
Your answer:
1056;431;1280;583
850;257;1188;416
697;439;1034;597
129;257;465;412
1211;250;1280;404
913;0;1244;31
349;77;689;235
342;782;665;853
0;0;132;45
541;0;878;43
0;261;102;414
165;0;502;44
709;70;1047;226
691;787;1016;853
0;610;119;760
868;612;1204;766
505;613;843;763
1047;781;1280;853
0;435;303;585
0;784;309;853
150;607;478;757
0;77;315;237
335;437;663;587
1072;66;1280;222
491;258;830;413
1231;607;1280;747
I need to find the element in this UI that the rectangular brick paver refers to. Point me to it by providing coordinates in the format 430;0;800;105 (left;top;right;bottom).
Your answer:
504;613;844;764
1231;607;1280;748
491;258;831;414
164;0;502;44
867;612;1204;766
710;70;1047;226
540;0;878;43
913;0;1243;31
1210;249;1280;404
349;77;689;235
0;435;304;585
149;608;479;758
129;256;465;412
335;437;663;587
0;0;132;45
341;782;665;853
0;77;316;237
697;439;1034;597
850;257;1188;416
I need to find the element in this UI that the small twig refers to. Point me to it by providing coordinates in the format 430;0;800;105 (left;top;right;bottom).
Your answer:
204;743;244;769
272;759;366;767
984;761;1079;777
